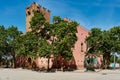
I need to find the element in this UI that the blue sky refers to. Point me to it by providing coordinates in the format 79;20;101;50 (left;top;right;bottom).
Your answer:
0;0;120;33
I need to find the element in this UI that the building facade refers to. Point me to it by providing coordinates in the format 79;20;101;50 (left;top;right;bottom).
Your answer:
73;26;89;68
26;2;89;69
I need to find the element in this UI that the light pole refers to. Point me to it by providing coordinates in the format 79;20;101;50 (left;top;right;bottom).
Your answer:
114;52;116;69
111;52;116;69
113;52;117;69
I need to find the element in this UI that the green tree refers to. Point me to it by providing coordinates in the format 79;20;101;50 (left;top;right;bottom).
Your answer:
86;26;120;69
53;17;78;70
30;11;54;71
30;11;46;33
86;28;112;68
86;28;103;54
14;31;40;69
30;11;78;70
38;40;54;71
0;26;7;47
0;25;7;66
6;26;22;68
15;32;39;58
53;17;78;60
109;26;120;53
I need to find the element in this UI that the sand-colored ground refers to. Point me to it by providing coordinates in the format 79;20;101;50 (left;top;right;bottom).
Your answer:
0;68;120;80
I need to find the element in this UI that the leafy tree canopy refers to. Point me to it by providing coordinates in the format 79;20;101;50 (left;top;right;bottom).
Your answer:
86;26;120;68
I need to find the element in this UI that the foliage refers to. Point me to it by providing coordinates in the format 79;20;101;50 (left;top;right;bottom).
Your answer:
0;25;22;67
15;32;39;58
30;11;46;33
38;40;53;58
117;58;120;63
30;12;78;60
6;26;22;67
86;26;120;68
0;25;7;48
110;55;118;63
109;26;120;53
52;16;78;60
0;11;78;69
86;28;102;54
0;25;7;64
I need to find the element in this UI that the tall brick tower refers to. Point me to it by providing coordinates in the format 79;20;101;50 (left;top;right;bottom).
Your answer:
26;2;50;32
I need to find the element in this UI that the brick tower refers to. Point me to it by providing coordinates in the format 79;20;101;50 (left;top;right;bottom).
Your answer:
26;2;50;32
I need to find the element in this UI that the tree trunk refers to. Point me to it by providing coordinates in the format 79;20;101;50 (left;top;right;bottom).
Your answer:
47;58;50;72
11;48;16;68
103;53;110;69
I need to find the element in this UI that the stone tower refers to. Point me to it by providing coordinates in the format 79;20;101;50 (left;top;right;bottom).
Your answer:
26;2;50;32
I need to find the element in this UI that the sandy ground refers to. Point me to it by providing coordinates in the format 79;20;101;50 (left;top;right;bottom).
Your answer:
0;68;120;80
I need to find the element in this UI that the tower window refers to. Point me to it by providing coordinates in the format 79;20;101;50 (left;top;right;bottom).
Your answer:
27;11;31;15
37;10;40;13
37;6;40;9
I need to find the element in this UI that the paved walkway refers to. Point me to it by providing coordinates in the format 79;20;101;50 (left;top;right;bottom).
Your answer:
0;68;120;80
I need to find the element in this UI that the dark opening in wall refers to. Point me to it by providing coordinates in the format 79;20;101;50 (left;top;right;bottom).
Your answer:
37;10;40;13
27;11;31;15
81;42;83;52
